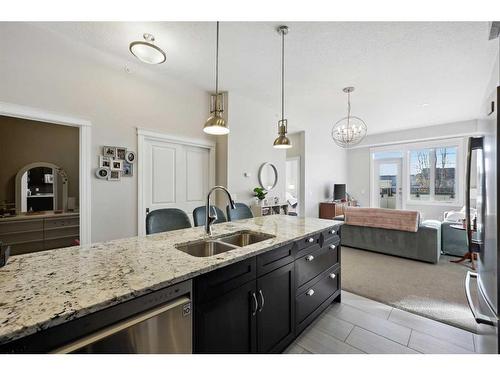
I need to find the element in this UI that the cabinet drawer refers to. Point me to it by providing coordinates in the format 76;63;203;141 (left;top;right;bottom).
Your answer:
44;226;80;240
0;229;44;245
257;242;295;276
295;233;321;253
321;225;341;245
44;216;79;229
44;237;79;251
195;257;257;303
9;240;45;256
296;266;340;324
0;219;44;235
295;238;339;287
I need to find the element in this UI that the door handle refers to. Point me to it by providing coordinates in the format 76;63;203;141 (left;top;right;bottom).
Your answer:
329;244;336;250
305;255;314;262
329;273;336;280
464;271;495;326
306;289;315;296
465;138;473;251
307;237;314;243
258;290;265;312
251;292;258;316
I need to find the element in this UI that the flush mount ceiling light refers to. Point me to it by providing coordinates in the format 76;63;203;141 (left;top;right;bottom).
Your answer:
273;25;292;149
129;33;166;65
331;87;367;148
203;22;229;135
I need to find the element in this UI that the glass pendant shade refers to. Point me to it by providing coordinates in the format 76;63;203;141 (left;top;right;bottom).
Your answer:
129;34;166;65
331;87;367;148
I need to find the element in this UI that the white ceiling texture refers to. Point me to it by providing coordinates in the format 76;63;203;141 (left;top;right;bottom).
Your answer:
32;22;499;134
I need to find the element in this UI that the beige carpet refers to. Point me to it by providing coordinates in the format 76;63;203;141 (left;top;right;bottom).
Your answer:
341;246;479;333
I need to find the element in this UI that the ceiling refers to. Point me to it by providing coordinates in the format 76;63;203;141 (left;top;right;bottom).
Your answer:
32;22;499;135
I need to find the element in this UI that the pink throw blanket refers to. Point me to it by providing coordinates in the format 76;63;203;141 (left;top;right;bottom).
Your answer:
344;207;419;233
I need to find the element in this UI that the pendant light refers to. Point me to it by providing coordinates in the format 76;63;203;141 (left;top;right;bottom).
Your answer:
331;87;367;148
273;25;292;149
203;22;229;135
129;33;166;65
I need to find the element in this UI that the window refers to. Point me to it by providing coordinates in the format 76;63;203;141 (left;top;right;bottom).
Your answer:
409;149;431;201
408;146;458;203
370;140;461;208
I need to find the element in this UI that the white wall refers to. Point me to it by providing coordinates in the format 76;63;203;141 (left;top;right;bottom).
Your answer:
226;91;286;205
0;23;210;242
346;120;485;220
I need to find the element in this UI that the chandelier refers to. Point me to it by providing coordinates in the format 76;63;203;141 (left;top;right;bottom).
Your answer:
331;87;367;148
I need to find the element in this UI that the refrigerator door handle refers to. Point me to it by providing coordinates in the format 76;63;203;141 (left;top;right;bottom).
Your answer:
464;271;495;326
465;137;473;251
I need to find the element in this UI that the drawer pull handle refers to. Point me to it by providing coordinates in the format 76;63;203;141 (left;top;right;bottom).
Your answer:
330;229;336;234
329;273;336;280
329;245;336;250
307;237;314;243
306;289;315;296
305;255;314;262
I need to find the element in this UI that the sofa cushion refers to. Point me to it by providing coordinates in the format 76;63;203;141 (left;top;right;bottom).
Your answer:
344;207;419;233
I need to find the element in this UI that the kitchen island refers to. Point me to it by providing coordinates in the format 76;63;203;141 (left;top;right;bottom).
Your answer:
0;215;342;353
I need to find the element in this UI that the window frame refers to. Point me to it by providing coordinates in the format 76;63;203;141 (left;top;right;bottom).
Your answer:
370;138;464;208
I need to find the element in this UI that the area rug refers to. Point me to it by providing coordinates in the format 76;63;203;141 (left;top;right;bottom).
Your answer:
341;246;479;333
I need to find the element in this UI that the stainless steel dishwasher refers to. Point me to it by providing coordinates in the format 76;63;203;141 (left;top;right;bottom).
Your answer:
53;281;192;354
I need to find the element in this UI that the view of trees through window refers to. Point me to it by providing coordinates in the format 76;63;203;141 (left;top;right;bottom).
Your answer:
409;147;457;202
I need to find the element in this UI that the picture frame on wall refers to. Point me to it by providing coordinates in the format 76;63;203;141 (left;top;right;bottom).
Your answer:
115;147;127;160
125;150;136;163
103;146;116;157
108;170;121;181
99;156;111;168
111;159;123;171
95;167;110;179
122;161;133;177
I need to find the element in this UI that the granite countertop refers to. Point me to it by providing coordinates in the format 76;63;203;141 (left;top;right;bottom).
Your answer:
0;215;340;346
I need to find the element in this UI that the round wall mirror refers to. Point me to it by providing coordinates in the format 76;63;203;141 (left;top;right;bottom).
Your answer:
258;162;278;191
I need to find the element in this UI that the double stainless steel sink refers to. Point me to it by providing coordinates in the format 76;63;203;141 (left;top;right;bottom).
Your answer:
175;231;275;257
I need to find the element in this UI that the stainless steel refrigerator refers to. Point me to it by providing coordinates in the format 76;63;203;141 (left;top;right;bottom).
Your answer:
464;86;499;354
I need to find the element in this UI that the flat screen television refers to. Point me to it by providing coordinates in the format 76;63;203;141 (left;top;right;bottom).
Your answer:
333;184;346;201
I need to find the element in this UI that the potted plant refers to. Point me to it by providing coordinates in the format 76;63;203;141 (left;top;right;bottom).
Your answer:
253;187;267;205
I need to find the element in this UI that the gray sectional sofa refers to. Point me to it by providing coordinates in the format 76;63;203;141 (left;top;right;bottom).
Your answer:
338;207;441;264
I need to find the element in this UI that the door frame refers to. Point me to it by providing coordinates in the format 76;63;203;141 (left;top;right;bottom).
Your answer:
285;156;302;216
0;101;92;245
371;157;403;209
137;128;216;236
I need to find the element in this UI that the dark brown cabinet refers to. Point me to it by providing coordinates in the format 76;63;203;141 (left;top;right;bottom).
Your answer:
193;225;341;354
257;262;295;353
194;246;296;354
195;280;257;353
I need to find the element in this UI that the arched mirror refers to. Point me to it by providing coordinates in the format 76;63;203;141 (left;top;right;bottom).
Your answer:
15;162;68;213
258;162;278;191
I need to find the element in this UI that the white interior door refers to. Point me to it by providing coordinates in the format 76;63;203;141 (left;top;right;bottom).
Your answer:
138;130;215;235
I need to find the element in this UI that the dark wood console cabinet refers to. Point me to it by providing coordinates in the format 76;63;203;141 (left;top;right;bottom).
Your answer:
193;224;342;353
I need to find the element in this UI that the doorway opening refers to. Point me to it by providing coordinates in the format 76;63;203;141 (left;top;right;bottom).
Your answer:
286;131;305;216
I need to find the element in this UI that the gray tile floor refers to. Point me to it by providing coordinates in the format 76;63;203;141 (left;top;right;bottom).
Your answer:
284;291;478;354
